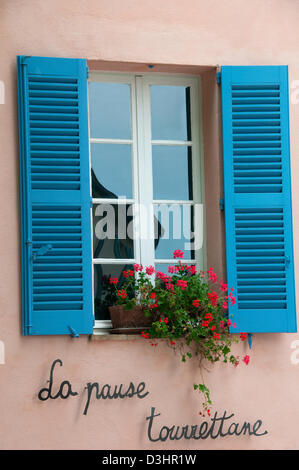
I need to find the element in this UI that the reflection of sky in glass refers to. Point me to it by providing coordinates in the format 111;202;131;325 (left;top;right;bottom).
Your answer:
91;143;132;198
150;85;191;141
154;205;194;259
152;146;192;200
88;82;131;139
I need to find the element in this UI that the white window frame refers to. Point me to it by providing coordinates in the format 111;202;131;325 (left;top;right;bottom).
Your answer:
88;72;206;334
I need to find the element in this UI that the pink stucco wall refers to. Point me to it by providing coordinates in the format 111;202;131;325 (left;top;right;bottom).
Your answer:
1;0;299;450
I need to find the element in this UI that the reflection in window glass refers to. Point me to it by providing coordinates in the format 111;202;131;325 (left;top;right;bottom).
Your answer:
152;145;193;200
150;85;191;141
94;263;134;320
92;203;134;259
88;82;131;139
154;204;194;260
91;143;133;199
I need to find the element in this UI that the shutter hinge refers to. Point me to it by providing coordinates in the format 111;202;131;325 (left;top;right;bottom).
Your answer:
248;333;253;349
219;198;224;211
216;71;221;85
86;66;89;79
20;56;31;66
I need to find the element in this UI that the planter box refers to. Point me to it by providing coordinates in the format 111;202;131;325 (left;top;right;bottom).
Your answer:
109;305;154;329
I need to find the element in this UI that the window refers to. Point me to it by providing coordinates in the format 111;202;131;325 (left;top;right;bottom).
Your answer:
17;56;297;335
88;73;205;329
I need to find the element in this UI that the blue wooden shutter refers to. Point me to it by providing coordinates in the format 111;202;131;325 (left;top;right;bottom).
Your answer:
220;66;296;333
17;56;93;335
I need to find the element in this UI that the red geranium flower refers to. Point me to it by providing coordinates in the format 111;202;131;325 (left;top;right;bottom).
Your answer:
208;292;218;307
117;289;127;300
243;355;250;365
173;249;184;259
146;265;155;276
177;279;187;290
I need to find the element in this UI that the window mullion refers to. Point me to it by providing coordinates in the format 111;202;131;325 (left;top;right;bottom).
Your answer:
135;76;155;268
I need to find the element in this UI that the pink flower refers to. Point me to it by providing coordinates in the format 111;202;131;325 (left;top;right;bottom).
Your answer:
123;269;134;278
232;322;237;329
228;292;236;305
173;249;184;259
243;355;250;366
109;277;118;285
133;263;143;272
222;301;228;309
145;265;155;276
192;299;200;308
166;282;174;292
208;292;218;307
177;280;187;290
168;266;175;274
220;280;228;292
190;265;197;275
156;271;170;283
213;333;220;340
208;268;218;283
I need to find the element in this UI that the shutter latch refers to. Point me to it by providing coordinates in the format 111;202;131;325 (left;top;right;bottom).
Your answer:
32;244;52;260
68;326;80;338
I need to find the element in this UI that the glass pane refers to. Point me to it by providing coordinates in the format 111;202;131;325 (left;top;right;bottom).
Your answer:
154;204;194;260
91;143;133;199
150;85;191;141
152;145;193;200
93;203;134;259
88;82;131;139
94;263;134;320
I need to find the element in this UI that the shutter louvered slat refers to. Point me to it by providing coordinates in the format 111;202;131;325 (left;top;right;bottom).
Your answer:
17;56;93;335
221;66;296;333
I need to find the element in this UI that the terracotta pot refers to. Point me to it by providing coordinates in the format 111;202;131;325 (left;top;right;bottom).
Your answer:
108;305;154;329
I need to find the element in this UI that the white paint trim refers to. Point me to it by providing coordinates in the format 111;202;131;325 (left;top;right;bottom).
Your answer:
90;138;133;145
151;140;192;146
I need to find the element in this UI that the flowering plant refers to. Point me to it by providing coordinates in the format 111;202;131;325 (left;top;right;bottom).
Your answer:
109;250;250;415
